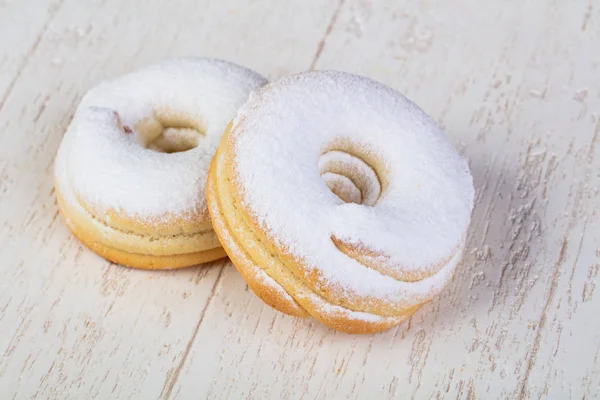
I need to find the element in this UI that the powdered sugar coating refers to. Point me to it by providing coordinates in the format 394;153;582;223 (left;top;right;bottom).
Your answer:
66;57;267;223
230;71;474;301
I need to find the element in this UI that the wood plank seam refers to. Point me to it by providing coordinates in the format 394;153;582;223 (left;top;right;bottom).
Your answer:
516;235;568;398
160;262;227;400
587;119;600;161
309;0;346;71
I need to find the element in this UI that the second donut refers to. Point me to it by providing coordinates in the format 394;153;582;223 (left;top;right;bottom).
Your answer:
207;71;474;333
54;57;267;269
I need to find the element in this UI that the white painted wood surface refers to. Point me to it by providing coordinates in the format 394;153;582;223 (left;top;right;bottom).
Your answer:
0;0;598;398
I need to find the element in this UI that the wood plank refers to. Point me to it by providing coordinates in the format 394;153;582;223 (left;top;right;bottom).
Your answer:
0;0;339;398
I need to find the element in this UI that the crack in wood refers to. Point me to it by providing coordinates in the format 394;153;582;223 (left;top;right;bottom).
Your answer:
160;263;227;400
309;0;346;71
516;238;568;399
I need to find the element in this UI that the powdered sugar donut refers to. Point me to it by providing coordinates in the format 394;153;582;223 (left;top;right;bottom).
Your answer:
207;71;474;333
55;57;267;269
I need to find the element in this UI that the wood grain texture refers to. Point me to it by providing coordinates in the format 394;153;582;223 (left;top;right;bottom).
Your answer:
0;0;598;399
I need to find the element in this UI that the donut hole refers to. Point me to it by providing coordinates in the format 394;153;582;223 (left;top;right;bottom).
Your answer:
146;127;201;153
321;172;362;204
134;111;205;154
318;150;381;206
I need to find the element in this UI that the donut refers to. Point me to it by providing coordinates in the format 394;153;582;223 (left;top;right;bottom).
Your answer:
206;71;474;333
54;57;267;269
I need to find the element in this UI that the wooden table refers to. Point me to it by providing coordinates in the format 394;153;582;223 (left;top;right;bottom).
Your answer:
1;1;598;398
